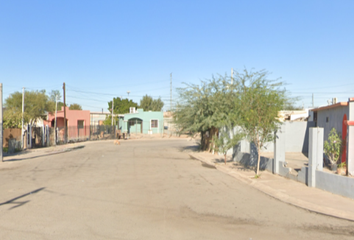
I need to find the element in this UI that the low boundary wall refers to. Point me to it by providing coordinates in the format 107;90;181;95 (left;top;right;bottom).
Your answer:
231;127;354;200
316;171;354;199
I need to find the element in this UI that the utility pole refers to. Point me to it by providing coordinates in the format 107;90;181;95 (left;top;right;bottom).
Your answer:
170;73;172;111
231;68;234;85
21;87;25;149
0;83;3;162
111;98;114;126
312;93;314;108
54;95;58;145
63;82;67;143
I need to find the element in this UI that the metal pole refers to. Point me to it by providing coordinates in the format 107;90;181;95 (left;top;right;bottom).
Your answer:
54;95;58;145
111;98;114;126
170;73;172;111
231;68;233;85
0;83;3;162
63;82;67;143
21;87;25;149
312;93;314;108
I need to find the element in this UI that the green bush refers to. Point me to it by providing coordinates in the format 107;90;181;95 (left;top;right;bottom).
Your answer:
324;128;343;164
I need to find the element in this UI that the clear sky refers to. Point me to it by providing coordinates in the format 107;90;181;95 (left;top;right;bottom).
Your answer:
1;0;353;112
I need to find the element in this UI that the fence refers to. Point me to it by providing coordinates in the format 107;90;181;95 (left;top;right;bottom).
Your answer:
6;122;177;150
23;125;118;149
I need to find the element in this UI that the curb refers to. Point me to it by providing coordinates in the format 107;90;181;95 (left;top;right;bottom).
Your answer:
190;153;354;222
3;145;85;162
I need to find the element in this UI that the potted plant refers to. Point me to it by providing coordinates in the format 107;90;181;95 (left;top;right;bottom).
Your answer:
324;128;343;171
337;162;347;175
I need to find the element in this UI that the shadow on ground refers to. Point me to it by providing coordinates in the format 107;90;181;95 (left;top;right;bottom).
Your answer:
180;145;200;153
4;145;85;162
0;187;45;210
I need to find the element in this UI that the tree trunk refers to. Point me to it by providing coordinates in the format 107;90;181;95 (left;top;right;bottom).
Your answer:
224;154;227;164
256;133;261;175
213;131;217;155
201;131;205;150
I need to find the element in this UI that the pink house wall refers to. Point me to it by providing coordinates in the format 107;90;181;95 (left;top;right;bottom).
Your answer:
44;107;91;140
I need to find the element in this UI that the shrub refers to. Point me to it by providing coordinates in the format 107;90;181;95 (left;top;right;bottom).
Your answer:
324;128;343;164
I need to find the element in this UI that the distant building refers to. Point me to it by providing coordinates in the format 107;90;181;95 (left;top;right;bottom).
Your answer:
44;106;91;141
90;111;111;126
119;108;163;134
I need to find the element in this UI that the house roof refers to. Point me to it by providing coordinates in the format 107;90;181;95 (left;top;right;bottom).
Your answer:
311;102;348;112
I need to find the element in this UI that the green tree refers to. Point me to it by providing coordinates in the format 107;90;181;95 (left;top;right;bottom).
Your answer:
103;97;139;125
49;90;61;102
3;108;23;128
237;69;288;176
140;95;164;111
108;97;139;114
69;103;82;110
173;74;242;150
213;126;244;164
4;90;53;126
48;90;64;111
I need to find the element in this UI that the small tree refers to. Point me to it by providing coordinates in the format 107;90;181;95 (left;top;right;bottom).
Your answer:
238;69;288;176
324;128;343;165
213;126;244;164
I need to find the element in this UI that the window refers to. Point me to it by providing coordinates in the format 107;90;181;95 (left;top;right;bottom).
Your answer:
151;120;158;128
78;120;84;128
326;117;329;123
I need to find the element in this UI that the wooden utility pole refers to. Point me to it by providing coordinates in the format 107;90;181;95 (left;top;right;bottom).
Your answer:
63;82;67;143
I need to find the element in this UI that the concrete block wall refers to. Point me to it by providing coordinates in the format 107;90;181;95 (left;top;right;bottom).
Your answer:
232;125;354;200
262;121;315;153
316;171;354;199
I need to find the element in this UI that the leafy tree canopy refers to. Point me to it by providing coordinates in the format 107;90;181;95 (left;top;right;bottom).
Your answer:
4;90;54;126
103;97;139;126
108;97;139;114
236;69;289;175
140;95;164;111
174;68;292;174
69;103;82;110
173;74;242;149
48;90;64;111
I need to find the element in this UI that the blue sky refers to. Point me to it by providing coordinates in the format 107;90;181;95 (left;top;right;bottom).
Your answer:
1;0;353;111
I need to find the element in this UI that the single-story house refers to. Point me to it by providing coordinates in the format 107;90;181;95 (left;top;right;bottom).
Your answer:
119;108;163;134
44;106;91;141
311;97;354;175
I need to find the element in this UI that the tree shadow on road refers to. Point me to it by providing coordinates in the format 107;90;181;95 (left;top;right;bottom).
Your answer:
179;145;200;153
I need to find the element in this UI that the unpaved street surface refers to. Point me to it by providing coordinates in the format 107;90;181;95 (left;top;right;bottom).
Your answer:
0;139;354;239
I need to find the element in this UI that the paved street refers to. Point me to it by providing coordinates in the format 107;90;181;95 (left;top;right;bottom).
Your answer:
0;139;354;239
